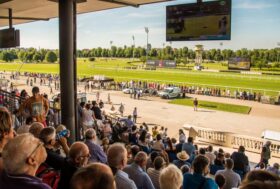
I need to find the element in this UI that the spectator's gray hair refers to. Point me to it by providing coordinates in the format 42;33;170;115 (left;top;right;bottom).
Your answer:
85;128;96;140
2;133;41;175
107;143;126;168
29;122;44;138
160;164;183;189
134;151;147;165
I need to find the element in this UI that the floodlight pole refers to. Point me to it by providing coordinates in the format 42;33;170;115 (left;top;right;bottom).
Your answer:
132;35;135;61
145;27;149;62
59;0;76;142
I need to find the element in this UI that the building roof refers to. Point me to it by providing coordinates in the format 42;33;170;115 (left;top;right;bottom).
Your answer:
0;0;170;27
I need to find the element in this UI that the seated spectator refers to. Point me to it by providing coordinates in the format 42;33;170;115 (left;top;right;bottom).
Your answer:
17;116;33;134
71;163;115;189
181;164;190;174
215;174;226;189
0;133;50;189
160;164;183;189
123;151;155;189
214;152;225;167
173;151;191;169
152;134;165;151
147;156;166;189
266;163;280;176
205;145;216;165
241;169;280;184
127;145;140;165
57;142;90;189
29;122;44;138
240;170;280;189
215;158;241;189
0;107;14;172
231;146;249;175
183;155;218;189
107;143;137;189
254;162;265;170
101;137;110;154
84;128;107;164
240;180;280;189
39;127;69;170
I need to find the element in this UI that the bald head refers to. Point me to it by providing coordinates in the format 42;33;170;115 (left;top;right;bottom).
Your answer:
69;142;90;167
107;143;127;170
2;133;46;175
71;163;115;189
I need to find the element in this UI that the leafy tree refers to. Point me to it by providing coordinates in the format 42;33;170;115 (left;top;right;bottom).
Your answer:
45;51;57;63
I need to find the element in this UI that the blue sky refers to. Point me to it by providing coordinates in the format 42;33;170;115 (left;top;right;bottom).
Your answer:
11;0;280;50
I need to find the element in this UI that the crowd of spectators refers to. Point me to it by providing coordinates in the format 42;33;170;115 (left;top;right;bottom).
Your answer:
0;85;280;189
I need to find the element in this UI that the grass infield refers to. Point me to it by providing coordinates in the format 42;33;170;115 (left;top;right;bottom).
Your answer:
169;98;251;114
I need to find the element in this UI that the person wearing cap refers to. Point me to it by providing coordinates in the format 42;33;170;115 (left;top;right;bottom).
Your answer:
173;151;191;169
19;86;49;127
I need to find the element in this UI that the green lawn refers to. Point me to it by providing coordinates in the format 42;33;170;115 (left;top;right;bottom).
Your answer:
169;98;251;114
0;58;280;97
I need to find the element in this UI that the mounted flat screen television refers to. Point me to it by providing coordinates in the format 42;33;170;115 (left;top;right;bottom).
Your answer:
166;0;231;41
0;28;20;48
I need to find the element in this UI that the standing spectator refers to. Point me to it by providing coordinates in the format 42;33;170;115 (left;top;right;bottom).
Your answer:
260;141;271;168
119;103;125;116
71;163;115;189
160;164;183;189
205;145;216;165
231;146;249;176
91;101;102;120
183;155;218;189
0;133;50;189
107;143;137;189
193;98;198;111
82;103;96;132
133;107;137;123
123;151;155;189
0;107;14;172
84;128;107;164
19;86;49;127
215;158;241;189
147;156;166;189
182;137;196;158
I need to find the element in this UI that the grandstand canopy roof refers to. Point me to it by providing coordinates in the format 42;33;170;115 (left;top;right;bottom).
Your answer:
0;0;170;27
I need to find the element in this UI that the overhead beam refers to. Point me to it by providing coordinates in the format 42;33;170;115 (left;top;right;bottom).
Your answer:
99;0;139;8
0;16;49;21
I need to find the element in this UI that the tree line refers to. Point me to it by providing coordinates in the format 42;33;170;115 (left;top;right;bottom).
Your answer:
0;46;279;68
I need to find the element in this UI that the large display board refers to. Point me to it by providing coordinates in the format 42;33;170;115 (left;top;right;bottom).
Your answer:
146;60;176;68
166;0;231;41
228;57;251;70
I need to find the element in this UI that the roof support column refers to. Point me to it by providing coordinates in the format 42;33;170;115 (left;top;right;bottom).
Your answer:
59;0;76;142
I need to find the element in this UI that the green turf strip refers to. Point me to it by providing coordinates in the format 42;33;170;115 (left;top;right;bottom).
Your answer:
169;98;251;114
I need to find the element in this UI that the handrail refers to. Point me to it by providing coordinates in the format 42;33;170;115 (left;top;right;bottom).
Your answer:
183;125;280;158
